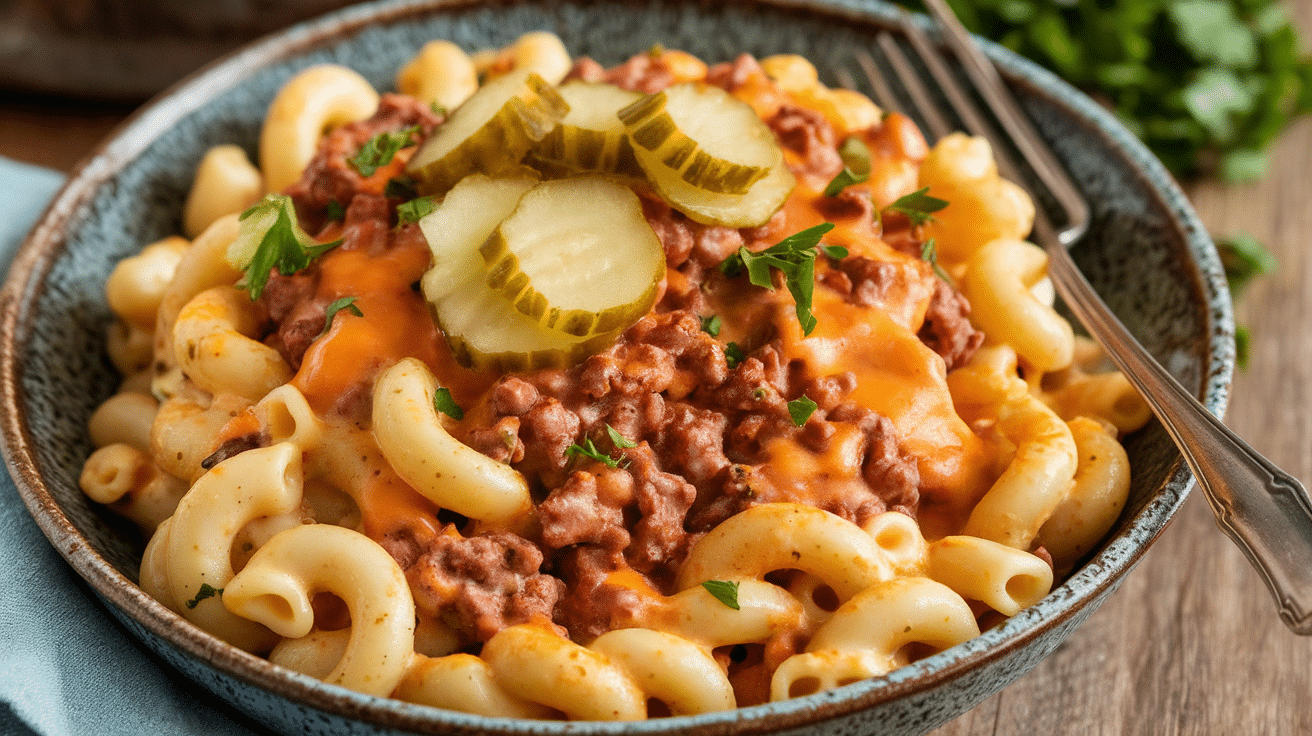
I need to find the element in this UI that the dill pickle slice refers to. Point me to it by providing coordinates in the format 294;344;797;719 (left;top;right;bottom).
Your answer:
418;175;610;372
618;82;780;195
525;82;645;180
636;148;796;228
479;177;665;337
406;69;569;195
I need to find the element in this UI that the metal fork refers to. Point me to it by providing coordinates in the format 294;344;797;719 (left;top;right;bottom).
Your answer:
850;0;1312;634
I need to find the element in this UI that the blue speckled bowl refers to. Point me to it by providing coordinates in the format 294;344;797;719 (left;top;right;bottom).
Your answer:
0;0;1232;734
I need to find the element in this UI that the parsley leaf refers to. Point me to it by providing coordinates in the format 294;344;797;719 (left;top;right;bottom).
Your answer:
433;386;464;420
788;396;818;426
566;425;635;468
920;238;954;286
385;176;419;201
885;187;949;226
318;296;362;338
232;195;342;301
397;196;437;226
718;223;836;335
606;424;638;449
822;137;872;197
324;200;345;222
725;341;745;369
1217;232;1277;295
348;125;420;177
184;583;223;610
701;580;741;610
430;101;448;116
700;314;722;337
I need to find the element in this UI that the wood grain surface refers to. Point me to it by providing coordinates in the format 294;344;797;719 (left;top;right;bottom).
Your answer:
3;5;1311;732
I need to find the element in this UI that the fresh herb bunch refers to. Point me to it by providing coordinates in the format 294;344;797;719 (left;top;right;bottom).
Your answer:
908;0;1312;182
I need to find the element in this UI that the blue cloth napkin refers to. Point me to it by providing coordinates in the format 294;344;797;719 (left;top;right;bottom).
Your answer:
0;157;272;736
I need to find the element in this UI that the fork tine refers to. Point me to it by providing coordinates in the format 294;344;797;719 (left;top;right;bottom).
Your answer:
920;0;1089;244
873;33;952;142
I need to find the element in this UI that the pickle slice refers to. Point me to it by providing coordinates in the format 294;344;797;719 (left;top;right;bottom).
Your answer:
636;149;796;228
419;175;608;372
525;82;645;181
479;177;665;337
619;82;780;195
406;69;569;195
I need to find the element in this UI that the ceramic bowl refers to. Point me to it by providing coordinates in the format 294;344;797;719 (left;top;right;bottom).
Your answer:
0;0;1233;734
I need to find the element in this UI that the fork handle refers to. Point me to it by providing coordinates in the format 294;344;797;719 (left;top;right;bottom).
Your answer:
1047;244;1312;633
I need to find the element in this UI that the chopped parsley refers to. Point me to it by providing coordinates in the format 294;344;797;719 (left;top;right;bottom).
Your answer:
318;296;362;338
606;424;638;449
884;186;949;227
385;176;419;201
565;425;636;468
347;125;420;177
822;137;872;197
232;195;342;300
701;580;741;610
724;341;746;369
920;238;954;286
433;386;464;420
820;244;848;260
184;583;223;610
718;222;836;335
430;101;447;117
397;196;437;226
700;314;723;337
788;395;818;426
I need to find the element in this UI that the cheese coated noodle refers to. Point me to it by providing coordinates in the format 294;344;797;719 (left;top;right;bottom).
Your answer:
770;577;979;700
646;579;805;648
183;145;263;238
1037;417;1132;571
676;503;895;600
480;625;647;720
88;391;157;452
224;524;416;698
925;536;1053;616
106;236;188;331
260;65;380;193
372;358;531;523
589;628;735;715
395;653;555;718
964;238;1074;372
158;442;303;650
172;286;293;401
395;41;479;112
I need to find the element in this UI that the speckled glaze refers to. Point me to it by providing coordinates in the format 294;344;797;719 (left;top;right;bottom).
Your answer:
0;1;1232;734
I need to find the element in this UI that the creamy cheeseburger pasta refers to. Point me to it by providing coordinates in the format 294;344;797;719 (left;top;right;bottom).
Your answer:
81;32;1152;719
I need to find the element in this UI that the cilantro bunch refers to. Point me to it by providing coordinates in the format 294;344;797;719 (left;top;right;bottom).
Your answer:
912;0;1312;182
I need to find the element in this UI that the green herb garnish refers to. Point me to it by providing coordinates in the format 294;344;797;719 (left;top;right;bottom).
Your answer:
788;396;818;426
700;314;723;337
430;101;448;116
908;0;1312;182
820;244;849;260
348;125;420;177
324;200;345;222
397;196;437;226
1217;233;1277;295
920;238;954;286
606;424;638;449
318;296;363;338
822;137;872;197
385;176;419;201
718;223;836;335
885;186;949;227
725;342;746;369
433;386;464;420
231;195;342;300
184;583;223;610
701;580;741;610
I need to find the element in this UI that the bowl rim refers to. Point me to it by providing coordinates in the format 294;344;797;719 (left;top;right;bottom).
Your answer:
0;0;1233;733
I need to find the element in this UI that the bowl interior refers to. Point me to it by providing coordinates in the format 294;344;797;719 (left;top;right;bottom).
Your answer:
2;0;1232;733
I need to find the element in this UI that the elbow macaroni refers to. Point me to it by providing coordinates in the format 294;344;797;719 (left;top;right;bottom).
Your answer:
78;37;1148;717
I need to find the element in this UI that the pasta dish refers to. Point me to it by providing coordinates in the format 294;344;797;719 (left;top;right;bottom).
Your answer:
78;32;1151;719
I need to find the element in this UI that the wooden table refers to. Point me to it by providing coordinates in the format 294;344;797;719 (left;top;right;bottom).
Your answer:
4;22;1312;734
